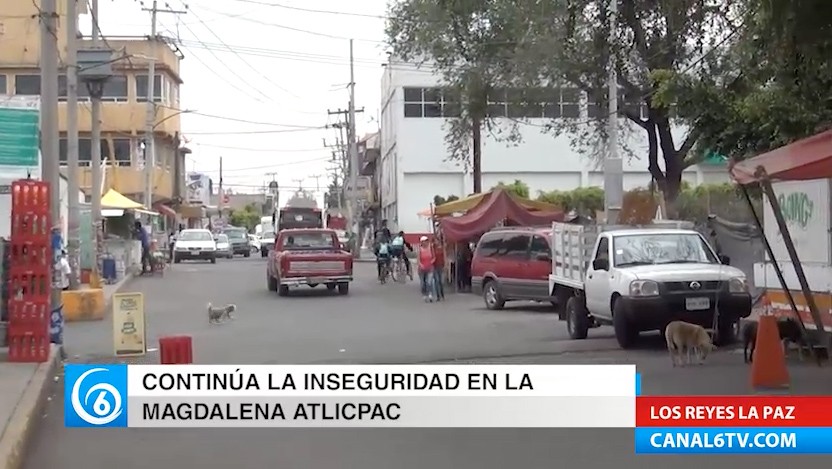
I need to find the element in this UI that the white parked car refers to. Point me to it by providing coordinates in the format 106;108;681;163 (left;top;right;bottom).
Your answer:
215;234;233;259
173;229;217;264
248;234;261;253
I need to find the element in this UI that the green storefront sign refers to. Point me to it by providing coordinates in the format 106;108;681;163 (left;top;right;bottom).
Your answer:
0;105;39;167
778;192;814;229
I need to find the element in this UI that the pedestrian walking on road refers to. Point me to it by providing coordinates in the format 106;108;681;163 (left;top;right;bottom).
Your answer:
432;238;445;300
417;236;436;302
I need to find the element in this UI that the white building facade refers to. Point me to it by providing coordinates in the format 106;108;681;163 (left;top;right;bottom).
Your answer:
379;61;730;235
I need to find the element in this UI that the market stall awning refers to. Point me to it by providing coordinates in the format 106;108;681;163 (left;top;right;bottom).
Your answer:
440;189;565;242
730;129;832;184
417;190;561;217
100;189;145;210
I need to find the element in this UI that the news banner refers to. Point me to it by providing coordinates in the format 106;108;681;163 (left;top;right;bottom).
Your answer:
64;364;832;454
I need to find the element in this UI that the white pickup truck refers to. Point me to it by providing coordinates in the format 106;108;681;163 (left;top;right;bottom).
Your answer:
548;221;752;349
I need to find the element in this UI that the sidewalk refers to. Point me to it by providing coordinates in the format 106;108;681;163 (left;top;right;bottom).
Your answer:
0;274;132;469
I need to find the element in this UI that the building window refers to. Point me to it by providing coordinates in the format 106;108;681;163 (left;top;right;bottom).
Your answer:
403;87;462;118
57;75;91;101
113;138;131;165
15;75;40;95
486;89;507;117
506;88;544;118
560;88;580;118
59;137;109;164
102;75;128;101
136;74;163;102
403;87;423;117
0;75;6;94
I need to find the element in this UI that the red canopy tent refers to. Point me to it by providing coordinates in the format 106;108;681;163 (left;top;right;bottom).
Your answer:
730;130;832;344
730;128;832;183
440;189;565;242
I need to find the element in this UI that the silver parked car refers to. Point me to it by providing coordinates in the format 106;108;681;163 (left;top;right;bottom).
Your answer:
214;234;233;259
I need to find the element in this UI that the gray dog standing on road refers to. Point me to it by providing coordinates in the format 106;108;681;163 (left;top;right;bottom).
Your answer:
207;302;236;324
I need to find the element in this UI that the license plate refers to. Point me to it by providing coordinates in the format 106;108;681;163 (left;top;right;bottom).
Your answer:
685;297;710;311
309;277;329;283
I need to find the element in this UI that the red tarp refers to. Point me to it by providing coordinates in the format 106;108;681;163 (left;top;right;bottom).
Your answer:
440;189;565;242
731;129;832;184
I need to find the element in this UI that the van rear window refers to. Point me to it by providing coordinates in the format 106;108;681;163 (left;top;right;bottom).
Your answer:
476;234;504;257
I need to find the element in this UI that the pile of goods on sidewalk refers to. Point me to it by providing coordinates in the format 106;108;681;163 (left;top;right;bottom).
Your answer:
0;238;8;346
5;180;52;362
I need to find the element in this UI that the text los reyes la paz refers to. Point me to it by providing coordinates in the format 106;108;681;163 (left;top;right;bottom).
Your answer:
141;371;535;392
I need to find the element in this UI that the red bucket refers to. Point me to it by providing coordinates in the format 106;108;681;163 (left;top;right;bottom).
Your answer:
159;335;193;364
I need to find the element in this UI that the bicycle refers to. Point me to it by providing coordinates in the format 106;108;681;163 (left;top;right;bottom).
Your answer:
378;258;391;284
390;255;409;283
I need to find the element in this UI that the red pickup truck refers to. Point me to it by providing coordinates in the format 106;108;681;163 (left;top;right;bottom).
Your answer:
266;228;353;296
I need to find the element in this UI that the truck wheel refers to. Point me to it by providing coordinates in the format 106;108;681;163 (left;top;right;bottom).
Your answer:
716;317;739;345
173;254;181;264
326;283;336;291
244;251;251;258
210;256;216;264
566;296;590;340
267;273;278;291
337;283;349;295
278;285;289;296
482;280;505;310
612;299;638;349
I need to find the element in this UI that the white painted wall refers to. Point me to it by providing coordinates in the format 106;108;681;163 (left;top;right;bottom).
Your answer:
379;61;730;233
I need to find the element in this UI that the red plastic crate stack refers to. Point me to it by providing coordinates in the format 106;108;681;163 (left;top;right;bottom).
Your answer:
6;180;52;362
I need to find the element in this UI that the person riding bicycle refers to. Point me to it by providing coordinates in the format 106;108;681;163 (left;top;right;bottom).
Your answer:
374;234;392;280
389;231;413;279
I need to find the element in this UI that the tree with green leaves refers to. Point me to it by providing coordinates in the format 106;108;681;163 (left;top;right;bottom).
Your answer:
504;0;743;214
491;179;529;198
655;0;832;160
386;0;525;193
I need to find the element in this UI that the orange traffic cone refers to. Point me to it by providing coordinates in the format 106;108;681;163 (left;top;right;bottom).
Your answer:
751;315;790;390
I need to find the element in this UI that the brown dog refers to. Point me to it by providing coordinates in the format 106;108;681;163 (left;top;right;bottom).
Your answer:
665;321;716;367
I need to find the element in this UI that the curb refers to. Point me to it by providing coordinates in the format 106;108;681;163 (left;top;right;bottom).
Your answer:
0;345;61;469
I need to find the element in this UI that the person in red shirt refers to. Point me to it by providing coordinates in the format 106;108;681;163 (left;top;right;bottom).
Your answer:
432;239;445;301
417;236;436;302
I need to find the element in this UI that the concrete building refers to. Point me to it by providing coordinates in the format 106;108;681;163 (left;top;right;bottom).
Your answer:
0;0;187;206
379;61;730;234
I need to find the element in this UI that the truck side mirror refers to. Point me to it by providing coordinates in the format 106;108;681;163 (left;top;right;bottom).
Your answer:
592;258;609;271
719;254;731;265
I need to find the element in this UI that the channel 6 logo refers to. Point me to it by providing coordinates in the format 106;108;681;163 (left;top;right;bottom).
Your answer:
64;364;128;428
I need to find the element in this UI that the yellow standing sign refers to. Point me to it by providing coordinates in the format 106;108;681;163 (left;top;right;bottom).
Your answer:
112;292;147;357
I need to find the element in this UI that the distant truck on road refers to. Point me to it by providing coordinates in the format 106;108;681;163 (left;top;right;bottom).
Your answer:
547;221;752;349
266;228;353;296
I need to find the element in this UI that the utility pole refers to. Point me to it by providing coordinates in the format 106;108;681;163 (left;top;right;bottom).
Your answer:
66;0;80;289
327;106;363;232
346;39;360;248
80;0;113;288
40;0;61;311
217;156;223;219
309;174;322;193
141;0;186;210
291;178;304;191
604;0;623;225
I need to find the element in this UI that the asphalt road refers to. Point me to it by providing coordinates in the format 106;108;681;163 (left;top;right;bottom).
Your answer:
23;257;829;468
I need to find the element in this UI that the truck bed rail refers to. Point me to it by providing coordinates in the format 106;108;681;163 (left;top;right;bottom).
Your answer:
549;220;696;289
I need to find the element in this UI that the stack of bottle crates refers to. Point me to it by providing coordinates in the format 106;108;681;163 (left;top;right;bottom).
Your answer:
6;180;52;362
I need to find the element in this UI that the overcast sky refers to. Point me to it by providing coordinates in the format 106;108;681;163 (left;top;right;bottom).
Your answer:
80;0;388;204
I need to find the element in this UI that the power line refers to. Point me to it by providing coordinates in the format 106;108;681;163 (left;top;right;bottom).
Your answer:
231;0;387;20
179;1;300;99
193;142;330;152
187;157;332;173
172;7;270;101
195;3;383;43
166;106;328;127
183;127;328;135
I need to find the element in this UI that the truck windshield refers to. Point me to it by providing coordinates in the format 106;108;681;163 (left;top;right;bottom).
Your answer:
613;233;717;266
281;232;335;249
